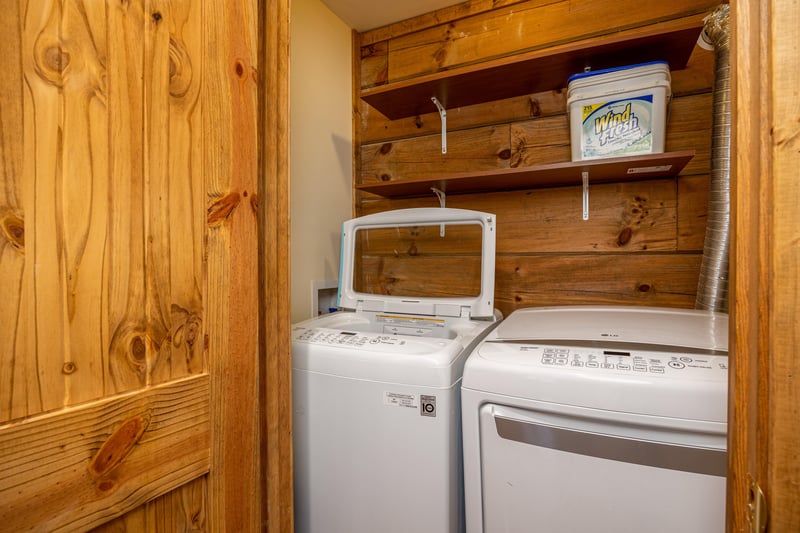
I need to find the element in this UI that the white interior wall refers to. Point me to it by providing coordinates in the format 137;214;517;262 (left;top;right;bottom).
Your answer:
290;0;353;322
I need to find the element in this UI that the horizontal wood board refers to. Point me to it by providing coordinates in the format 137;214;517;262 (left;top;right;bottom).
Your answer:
358;92;712;190
362;21;702;119
380;1;719;85
0;375;210;532
355;151;694;198
360;47;714;145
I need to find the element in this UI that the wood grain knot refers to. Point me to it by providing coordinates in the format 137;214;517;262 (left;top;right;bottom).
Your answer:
151;11;162;23
250;193;258;214
361;43;381;59
379;143;392;155
33;34;66;86
174;314;202;349
89;413;151;478
130;336;147;361
638;283;651;293
1;212;25;252
168;37;193;97
434;46;448;66
380;174;392;182
44;46;69;73
617;227;633;246
498;149;511;160
62;362;77;375
235;60;246;78
529;98;542;117
207;192;241;226
97;480;115;493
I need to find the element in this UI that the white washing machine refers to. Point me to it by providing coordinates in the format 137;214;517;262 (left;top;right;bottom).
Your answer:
462;305;728;533
293;208;501;533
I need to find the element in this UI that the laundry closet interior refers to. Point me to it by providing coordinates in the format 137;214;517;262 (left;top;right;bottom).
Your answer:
1;0;797;530
294;0;716;324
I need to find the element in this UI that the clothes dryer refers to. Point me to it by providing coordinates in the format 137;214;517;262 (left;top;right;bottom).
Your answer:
293;208;501;533
462;306;728;533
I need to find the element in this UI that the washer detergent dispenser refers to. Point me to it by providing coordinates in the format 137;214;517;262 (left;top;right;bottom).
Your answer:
292;208;501;533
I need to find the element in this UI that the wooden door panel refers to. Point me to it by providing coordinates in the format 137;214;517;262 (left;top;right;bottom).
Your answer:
0;375;210;531
0;0;269;530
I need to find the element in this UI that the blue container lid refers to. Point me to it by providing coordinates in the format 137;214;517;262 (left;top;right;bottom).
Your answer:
567;60;669;84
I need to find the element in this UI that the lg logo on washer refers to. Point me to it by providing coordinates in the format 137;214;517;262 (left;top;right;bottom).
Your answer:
420;395;437;417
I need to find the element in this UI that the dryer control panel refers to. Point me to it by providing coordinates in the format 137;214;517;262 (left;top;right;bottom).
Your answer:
478;341;729;383
520;346;728;374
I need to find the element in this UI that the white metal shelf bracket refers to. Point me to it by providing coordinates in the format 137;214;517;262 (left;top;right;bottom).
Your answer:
431;187;447;236
431;97;447;154
582;171;590;221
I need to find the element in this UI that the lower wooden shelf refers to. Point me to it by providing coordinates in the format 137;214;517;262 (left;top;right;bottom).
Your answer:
355;150;695;198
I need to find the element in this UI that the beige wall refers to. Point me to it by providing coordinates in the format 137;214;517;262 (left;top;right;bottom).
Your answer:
290;0;353;322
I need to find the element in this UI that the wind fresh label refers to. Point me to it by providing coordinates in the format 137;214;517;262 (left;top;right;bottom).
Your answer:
580;95;654;159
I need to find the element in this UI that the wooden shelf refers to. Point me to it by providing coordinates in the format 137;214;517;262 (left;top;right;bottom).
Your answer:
361;18;703;120
355;151;695;198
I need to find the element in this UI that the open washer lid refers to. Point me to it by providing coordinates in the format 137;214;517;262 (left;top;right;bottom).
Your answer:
338;208;496;318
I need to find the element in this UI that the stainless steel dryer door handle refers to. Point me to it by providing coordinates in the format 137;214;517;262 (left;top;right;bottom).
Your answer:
489;404;727;477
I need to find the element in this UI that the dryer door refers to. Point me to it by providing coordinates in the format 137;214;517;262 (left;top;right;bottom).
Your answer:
476;402;726;533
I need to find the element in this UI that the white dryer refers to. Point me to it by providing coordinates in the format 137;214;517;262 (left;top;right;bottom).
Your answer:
293;208;501;533
462;305;728;533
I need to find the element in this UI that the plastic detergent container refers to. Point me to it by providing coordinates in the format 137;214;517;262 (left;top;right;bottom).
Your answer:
567;61;671;161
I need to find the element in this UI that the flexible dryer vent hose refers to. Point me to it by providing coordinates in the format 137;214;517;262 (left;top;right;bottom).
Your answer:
695;4;731;312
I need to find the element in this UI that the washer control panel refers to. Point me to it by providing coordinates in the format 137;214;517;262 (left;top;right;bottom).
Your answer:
294;328;406;348
517;345;728;376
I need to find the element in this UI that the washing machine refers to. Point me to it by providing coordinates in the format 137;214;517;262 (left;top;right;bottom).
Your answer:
461;305;729;533
293;208;501;533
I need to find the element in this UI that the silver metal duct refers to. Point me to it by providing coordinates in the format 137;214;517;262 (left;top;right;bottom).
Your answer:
695;4;731;312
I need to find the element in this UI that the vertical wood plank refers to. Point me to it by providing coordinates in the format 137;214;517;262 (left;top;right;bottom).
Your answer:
105;0;149;397
0;0;28;422
59;0;113;410
728;0;767;530
259;0;294;530
143;0;205;385
767;0;800;529
204;0;261;530
9;0;67;420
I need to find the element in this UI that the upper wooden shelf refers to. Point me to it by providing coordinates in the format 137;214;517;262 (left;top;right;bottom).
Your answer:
361;18;704;120
355;151;695;198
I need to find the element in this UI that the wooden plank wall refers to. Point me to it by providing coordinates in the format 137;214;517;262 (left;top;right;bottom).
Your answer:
0;0;268;530
354;0;720;317
730;0;800;530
